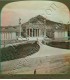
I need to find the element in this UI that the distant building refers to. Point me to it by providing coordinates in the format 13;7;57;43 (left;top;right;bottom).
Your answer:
0;25;23;41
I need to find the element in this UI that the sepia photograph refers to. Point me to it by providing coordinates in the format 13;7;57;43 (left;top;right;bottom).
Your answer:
0;0;70;78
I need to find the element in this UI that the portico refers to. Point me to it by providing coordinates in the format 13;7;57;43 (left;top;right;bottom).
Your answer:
26;28;41;37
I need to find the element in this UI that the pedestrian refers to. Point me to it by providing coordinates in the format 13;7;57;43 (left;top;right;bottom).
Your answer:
34;69;36;74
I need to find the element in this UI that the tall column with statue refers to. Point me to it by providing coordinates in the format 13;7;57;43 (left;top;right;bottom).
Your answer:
44;20;46;37
19;18;22;37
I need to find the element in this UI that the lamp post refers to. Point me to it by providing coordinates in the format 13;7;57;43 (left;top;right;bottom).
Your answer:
44;20;46;37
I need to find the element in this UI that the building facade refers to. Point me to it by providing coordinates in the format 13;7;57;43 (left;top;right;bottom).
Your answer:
0;32;16;41
22;15;69;40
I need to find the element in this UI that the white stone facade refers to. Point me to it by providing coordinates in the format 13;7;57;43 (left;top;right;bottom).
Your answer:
0;32;17;40
54;31;68;40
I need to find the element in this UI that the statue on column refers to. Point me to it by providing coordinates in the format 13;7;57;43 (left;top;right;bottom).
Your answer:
19;18;21;24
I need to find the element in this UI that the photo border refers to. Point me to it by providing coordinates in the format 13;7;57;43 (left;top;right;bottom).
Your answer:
0;0;70;79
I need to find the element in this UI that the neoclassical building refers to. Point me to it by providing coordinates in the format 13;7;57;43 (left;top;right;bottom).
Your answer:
22;15;69;40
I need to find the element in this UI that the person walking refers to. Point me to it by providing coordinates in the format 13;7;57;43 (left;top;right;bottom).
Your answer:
34;69;36;75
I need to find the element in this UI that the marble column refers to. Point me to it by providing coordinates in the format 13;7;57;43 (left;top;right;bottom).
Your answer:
4;33;5;47
37;29;39;37
4;33;5;40
8;33;9;40
32;28;33;37
5;33;7;40
6;33;7;40
38;29;39;37
29;28;30;37
36;29;38;37
39;29;41;37
11;32;12;40
34;29;35;37
36;29;37;37
35;29;36;37
25;29;27;38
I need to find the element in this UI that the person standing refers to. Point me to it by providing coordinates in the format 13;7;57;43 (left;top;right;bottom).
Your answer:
34;69;36;74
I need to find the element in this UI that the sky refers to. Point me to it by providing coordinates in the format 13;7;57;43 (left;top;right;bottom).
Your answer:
1;1;70;26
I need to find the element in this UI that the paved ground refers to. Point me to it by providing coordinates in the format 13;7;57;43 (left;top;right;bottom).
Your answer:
1;38;70;74
25;40;70;58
